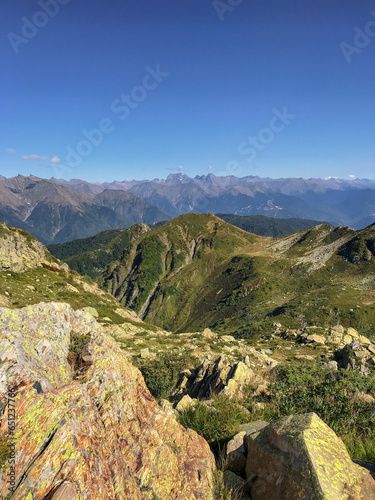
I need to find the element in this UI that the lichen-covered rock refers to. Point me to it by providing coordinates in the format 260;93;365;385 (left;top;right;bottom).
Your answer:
223;470;252;499
320;360;338;371
246;413;375;500
174;394;197;413
201;328;216;339
220;335;236;343
222;362;253;398
0;302;215;499
82;306;99;318
238;420;269;436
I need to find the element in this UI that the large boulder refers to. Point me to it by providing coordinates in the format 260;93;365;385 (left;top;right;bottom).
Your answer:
246;413;375;500
0;303;215;499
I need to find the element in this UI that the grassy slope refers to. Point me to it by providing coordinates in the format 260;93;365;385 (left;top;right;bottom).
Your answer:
2;223;374;468
99;214;261;330
99;215;375;339
0;223;158;329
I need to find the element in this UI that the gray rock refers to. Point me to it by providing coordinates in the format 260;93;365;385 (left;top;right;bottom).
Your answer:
320;360;338;370
82;306;99;318
335;341;371;376
238;420;269;437
183;356;254;400
226;431;247;474
223;470;253;498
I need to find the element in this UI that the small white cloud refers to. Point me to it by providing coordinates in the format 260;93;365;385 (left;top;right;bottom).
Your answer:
22;154;49;161
208;165;213;170
166;165;184;172
22;154;62;163
6;148;16;154
348;174;356;179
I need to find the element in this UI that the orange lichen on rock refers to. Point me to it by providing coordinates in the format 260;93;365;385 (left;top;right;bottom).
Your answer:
0;302;215;499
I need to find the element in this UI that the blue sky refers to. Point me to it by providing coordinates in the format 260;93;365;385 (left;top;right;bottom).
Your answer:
1;0;375;182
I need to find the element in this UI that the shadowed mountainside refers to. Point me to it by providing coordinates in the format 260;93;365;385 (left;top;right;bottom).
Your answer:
0;175;169;244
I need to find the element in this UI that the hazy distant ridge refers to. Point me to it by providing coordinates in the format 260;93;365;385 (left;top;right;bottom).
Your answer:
50;173;375;229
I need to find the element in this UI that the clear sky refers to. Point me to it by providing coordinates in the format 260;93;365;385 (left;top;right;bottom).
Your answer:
1;0;375;182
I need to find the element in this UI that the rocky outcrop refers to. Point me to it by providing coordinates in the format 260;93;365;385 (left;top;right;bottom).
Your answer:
0;302;215;499
335;340;375;376
174;353;277;403
0;223;65;273
223;414;375;499
174;356;256;401
276;323;373;348
326;325;372;347
245;413;375;500
273;324;375;369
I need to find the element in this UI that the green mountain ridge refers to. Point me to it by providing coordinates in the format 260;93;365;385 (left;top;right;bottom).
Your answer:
91;214;375;338
48;223;151;278
47;213;325;278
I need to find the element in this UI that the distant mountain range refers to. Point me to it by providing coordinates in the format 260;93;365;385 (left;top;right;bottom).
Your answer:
1;173;375;243
0;175;169;244
51;173;375;228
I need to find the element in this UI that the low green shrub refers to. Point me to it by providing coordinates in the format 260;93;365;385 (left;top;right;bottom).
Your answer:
69;331;91;359
213;450;243;500
134;351;198;400
177;395;248;451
